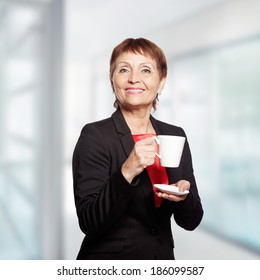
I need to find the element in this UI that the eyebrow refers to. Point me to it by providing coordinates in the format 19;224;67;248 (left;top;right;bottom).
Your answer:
117;62;155;67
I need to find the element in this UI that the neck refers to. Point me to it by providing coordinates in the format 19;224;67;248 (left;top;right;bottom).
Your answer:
120;107;154;134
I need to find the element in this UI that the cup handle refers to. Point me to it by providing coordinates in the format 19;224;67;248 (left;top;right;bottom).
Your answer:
153;136;161;158
152;136;159;144
155;152;161;158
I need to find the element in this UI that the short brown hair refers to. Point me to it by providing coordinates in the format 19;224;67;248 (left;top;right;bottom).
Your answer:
109;38;167;110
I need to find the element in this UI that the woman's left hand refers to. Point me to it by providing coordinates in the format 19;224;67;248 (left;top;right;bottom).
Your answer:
156;180;190;202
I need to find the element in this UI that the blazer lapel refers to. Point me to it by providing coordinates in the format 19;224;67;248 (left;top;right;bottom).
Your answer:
150;115;164;135
112;109;134;157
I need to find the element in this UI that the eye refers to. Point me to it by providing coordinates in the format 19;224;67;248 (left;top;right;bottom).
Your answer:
119;67;129;73
141;68;151;74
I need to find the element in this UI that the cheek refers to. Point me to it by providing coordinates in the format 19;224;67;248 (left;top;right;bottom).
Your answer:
149;80;162;92
112;75;124;90
113;83;121;93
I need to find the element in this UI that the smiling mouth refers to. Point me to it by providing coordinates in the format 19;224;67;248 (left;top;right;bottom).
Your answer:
126;88;144;95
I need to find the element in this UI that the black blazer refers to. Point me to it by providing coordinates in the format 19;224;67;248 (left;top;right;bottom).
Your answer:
72;109;203;260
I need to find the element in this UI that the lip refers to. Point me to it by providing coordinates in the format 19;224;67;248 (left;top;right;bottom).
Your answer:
125;87;144;95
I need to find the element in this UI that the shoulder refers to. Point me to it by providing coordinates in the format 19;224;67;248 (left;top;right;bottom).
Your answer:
80;109;130;137
80;116;114;137
74;117;114;158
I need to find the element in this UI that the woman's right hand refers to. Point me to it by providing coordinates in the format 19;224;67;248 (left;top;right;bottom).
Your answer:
121;137;157;183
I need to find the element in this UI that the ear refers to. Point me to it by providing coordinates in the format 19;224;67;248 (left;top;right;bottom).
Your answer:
158;77;166;93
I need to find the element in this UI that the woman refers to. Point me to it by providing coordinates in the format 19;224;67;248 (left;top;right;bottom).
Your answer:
72;38;203;260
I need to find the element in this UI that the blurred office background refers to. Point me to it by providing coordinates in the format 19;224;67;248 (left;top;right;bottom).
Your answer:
0;0;260;259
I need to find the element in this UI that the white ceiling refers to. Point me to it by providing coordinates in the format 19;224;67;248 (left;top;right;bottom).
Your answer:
65;0;227;58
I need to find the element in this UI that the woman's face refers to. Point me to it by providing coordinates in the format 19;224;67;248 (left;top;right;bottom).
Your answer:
111;52;166;111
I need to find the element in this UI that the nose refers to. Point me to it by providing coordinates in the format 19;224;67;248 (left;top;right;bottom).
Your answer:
128;70;140;83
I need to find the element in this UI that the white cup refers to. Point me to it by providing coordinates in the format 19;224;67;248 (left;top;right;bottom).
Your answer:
153;135;185;167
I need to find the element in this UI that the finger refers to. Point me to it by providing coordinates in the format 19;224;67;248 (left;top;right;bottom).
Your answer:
156;191;187;202
133;151;155;167
136;138;156;149
136;139;157;151
137;137;156;145
135;143;157;155
175;180;190;192
144;158;155;167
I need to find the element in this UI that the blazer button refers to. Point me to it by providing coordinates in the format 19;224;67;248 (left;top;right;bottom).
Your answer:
151;228;157;235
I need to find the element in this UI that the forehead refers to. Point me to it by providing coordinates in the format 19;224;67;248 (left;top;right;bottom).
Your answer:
115;52;157;65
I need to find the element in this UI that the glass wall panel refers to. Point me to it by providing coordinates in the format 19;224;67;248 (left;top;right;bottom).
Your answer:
168;37;260;253
0;1;45;259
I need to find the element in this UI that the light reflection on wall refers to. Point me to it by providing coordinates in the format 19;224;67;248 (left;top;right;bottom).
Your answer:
167;37;260;253
0;3;43;259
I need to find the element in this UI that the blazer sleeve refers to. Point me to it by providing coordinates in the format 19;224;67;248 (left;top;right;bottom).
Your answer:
171;130;204;231
72;124;135;238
